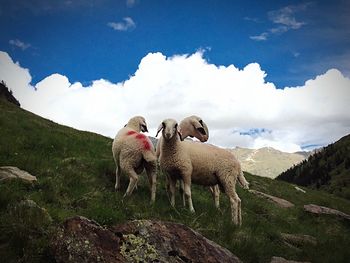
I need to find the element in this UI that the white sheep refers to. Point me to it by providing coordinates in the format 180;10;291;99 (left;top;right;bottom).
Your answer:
156;115;248;209
157;118;244;225
156;115;210;206
155;115;209;158
112;116;157;203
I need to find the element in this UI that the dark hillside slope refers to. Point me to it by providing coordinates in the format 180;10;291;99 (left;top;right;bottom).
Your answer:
0;81;20;106
277;134;350;200
0;97;350;263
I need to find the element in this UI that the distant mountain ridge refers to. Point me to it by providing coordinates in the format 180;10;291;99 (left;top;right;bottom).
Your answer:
228;147;309;179
277;134;350;200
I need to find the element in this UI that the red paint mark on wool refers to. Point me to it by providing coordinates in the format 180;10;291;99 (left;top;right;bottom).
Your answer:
125;131;150;150
127;131;137;136
142;139;151;151
136;134;146;139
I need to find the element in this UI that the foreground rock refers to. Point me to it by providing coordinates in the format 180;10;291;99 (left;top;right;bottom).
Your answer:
304;204;350;220
249;189;295;208
270;256;310;263
0;166;37;183
280;233;317;249
9;199;52;233
51;216;242;263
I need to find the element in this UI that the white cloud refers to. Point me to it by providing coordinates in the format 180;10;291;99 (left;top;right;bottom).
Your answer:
249;33;268;41
250;3;309;41
126;0;136;8
1;50;350;153
9;39;31;50
107;17;136;31
268;5;306;29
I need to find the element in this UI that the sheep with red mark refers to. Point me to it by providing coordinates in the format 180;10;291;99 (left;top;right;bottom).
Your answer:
157;118;244;225
112;116;157;202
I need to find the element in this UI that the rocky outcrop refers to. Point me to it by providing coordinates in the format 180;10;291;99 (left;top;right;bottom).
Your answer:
280;233;317;249
270;256;311;263
249;189;295;208
304;204;350;220
51;216;242;263
51;216;123;263
0;166;37;183
9;199;52;230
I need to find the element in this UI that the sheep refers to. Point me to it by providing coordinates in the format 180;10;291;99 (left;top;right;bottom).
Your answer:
157;118;244;225
155;115;210;206
112;116;157;203
155;115;209;158
156;115;249;209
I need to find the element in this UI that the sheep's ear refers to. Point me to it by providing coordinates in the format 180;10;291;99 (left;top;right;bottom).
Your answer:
141;124;148;133
155;123;164;137
178;127;184;141
192;119;207;136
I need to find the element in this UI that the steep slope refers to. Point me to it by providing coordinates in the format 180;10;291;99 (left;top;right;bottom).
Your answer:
229;147;308;179
0;97;350;263
0;81;20;106
277;134;350;200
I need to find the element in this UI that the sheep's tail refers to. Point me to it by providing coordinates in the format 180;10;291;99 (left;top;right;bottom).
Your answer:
238;171;249;189
142;151;157;164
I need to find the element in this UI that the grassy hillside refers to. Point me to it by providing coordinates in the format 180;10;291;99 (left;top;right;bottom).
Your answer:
277;135;350;200
1;97;350;263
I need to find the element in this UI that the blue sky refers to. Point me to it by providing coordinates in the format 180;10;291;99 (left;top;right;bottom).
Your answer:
1;0;349;88
0;0;350;152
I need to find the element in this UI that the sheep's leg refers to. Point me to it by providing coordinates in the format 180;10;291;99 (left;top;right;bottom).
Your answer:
221;178;241;225
145;163;157;203
209;185;220;209
182;178;195;213
168;176;177;207
123;170;139;198
179;180;186;207
238;171;249;189
114;164;121;191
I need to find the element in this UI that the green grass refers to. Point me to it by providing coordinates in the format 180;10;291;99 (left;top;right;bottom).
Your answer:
1;98;350;262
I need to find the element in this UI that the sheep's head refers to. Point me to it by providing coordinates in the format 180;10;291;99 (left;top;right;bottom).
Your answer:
156;119;182;141
179;115;209;142
126;116;148;133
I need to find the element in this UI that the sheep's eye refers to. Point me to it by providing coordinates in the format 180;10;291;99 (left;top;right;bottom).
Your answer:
162;122;165;128
175;123;178;129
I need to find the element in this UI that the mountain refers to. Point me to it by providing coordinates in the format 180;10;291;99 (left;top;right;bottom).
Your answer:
228;147;309;179
277;134;350;200
0;96;350;262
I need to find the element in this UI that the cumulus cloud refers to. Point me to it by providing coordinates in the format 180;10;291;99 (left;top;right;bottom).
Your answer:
107;17;136;31
1;50;349;153
9;39;31;50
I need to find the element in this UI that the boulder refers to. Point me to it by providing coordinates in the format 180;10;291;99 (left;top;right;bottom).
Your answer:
304;204;350;220
0;166;37;183
51;216;242;263
112;219;242;263
51;216;123;263
249;189;294;208
280;233;317;248
294;186;306;193
9;199;52;232
270;256;310;263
